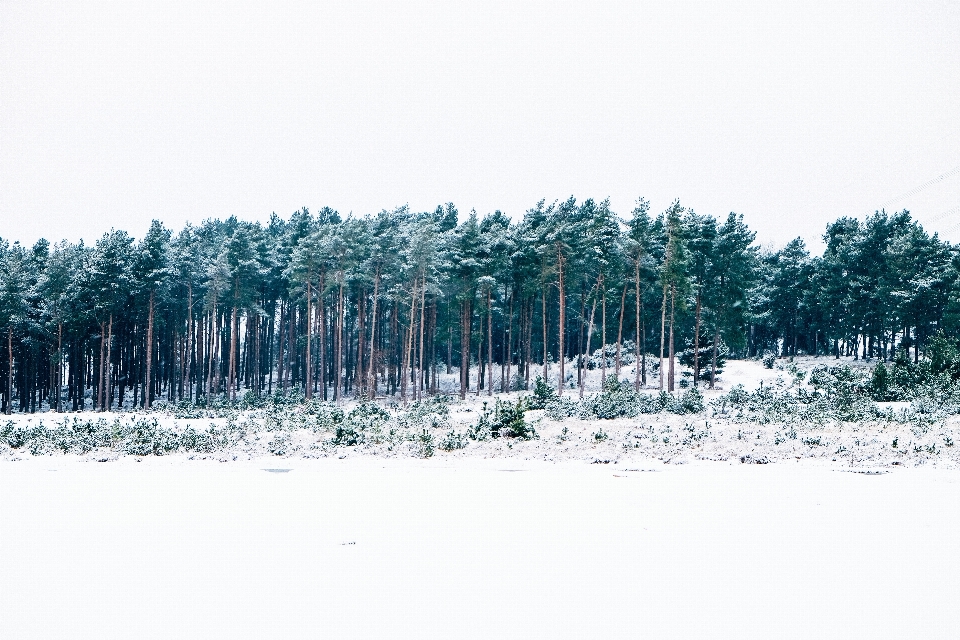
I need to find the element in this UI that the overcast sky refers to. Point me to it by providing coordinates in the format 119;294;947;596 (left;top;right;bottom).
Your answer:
2;0;959;252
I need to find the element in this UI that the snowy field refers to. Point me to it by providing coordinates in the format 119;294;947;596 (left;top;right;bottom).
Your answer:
3;357;960;639
2;456;959;639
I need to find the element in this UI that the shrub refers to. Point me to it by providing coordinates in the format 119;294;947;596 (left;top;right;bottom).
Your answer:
674;388;705;414
544;395;580;421
762;352;777;369
268;431;293;455
438;429;468;451
412;429;434;458
528;375;557;409
332;424;363;446
586;376;638;419
490;398;536;439
398;396;450;430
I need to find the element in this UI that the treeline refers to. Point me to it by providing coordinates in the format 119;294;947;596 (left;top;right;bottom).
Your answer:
0;199;956;414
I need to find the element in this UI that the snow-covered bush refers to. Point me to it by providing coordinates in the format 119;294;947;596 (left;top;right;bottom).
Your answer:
473;398;536;440
438;429;468;450
412;429;434;458
762;352;777;369
544;395;579;421
397;396;450;430
528;375;557;409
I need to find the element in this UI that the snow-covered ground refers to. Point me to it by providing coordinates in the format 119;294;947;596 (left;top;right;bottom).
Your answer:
3;456;959;639
2;356;955;468
3;358;959;638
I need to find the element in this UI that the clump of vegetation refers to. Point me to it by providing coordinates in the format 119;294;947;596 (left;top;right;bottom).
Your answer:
412;429;434;458
528;375;557;410
473;398;537;440
438;429;468;451
540;376;705;422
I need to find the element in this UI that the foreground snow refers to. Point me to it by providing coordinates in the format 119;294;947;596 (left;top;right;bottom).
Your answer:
2;456;959;639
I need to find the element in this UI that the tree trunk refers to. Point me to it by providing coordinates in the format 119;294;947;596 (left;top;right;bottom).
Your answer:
228;304;238;402
98;321;106;411
616;283;626;377
57;322;63;412
401;278;417;402
709;328;720;389
145;290;155;409
105;314;113;410
635;260;642;391
693;291;701;387
6;327;12;415
418;282;426;400
486;288;493;397
542;287;548;382
557;251;566;396
659;284;667;391
305;280;312;400
336;281;345;400
368;269;380;399
600;276;607;384
581;292;598;399
668;285;676;393
460;297;471;399
505;291;513;393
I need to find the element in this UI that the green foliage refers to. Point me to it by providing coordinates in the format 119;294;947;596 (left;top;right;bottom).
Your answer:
678;335;727;381
413;429;434;458
438;429;468;451
474;398;536;440
528;375;557;409
869;362;892;401
397;396;450;430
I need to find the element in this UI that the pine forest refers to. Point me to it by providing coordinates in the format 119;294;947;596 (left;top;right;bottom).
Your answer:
0;198;954;415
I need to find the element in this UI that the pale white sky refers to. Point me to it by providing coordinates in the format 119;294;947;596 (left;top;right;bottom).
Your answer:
2;1;959;252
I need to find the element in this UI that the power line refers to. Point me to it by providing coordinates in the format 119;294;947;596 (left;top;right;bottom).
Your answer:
874;163;960;212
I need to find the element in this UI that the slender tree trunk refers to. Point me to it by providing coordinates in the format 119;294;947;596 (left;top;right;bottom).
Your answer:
446;303;453;376
693;291;701;387
581;293;598;399
318;275;326;399
659;284;667;391
401;278;417;402
476;323;483;396
368;269;380;399
616;283;626;377
105;314;113;410
460;297;471;399
305;280;312;400
557;253;566;396
542;287;548;382
418;282;426;400
57;322;63;412
6;327;12;415
710;328;720;389
98;321;106;411
668;285;676;393
505;291;513;393
145;290;155;409
601;276;607;384
336;281;344;401
184;285;193;402
635;260;642;391
524;295;532;389
486;288;493;397
229;303;238;402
